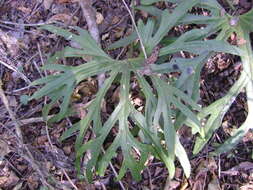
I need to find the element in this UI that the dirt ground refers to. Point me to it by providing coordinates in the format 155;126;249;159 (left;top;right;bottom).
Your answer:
0;0;253;189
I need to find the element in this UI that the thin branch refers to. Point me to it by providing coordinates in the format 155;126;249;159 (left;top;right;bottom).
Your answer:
62;169;79;190
6;115;54;127
0;20;49;26
0;60;31;84
36;43;46;77
78;0;105;87
0;80;23;141
102;148;126;190
121;0;147;59
0;80;54;189
108;162;126;190
9;85;31;93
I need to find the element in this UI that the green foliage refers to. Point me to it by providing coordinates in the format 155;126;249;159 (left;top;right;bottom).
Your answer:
193;9;253;155
30;0;253;182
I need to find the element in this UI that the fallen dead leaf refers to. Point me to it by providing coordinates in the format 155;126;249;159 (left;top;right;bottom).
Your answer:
132;97;142;106
96;12;104;25
112;86;120;103
192;159;209;190
56;0;73;3
222;162;253;176
233;0;239;5
101;99;107;113
243;131;253;142
44;0;54;10
237;37;247;45
101;33;109;40
17;6;31;14
111;16;120;25
114;26;125;38
240;184;253;190
179;179;189;190
165;179;180;190
192;181;203;190
0;168;19;189
27;174;39;190
16;164;27;172
0;29;19;56
36;135;48;145
12;182;23;190
208;177;221;190
207;157;217;174
239;0;252;9
175;168;182;179
140;10;148;18
7;96;17;107
239;162;253;170
48;13;79;25
63;145;72;155
0;140;10;157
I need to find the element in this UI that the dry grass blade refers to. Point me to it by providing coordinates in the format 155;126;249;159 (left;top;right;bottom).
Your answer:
0;80;23;141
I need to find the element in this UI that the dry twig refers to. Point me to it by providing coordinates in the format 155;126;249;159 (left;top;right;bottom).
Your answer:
121;0;147;59
102;148;126;190
0;80;54;189
0;20;49;26
0;60;31;84
78;0;106;87
0;80;23;141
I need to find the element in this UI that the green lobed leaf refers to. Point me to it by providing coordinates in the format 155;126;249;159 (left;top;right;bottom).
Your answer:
175;135;191;178
150;0;200;47
160;40;244;56
193;72;248;154
40;25;110;59
238;8;253;32
152;76;176;178
107;31;138;50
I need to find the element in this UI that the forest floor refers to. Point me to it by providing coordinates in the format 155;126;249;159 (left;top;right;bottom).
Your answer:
0;0;253;189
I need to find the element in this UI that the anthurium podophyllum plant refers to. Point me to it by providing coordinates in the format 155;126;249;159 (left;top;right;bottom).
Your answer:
30;0;253;181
